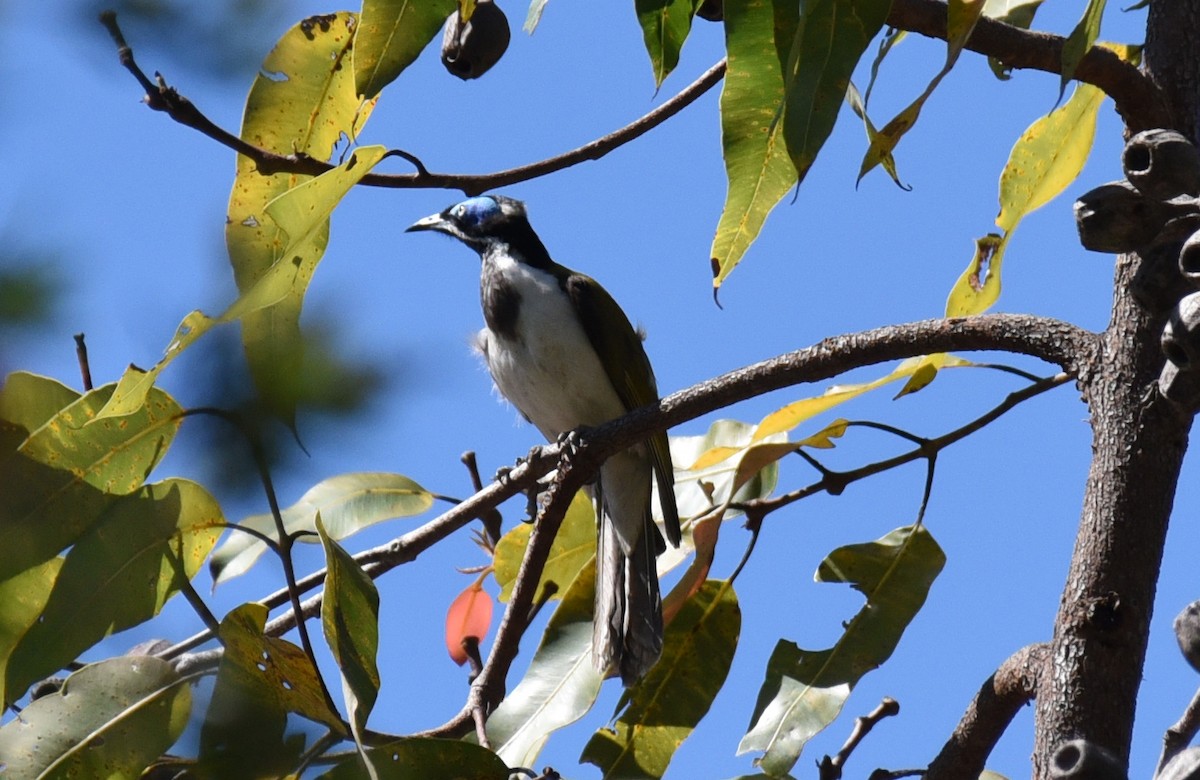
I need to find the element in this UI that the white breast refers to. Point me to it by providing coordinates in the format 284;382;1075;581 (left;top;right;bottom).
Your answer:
475;256;626;440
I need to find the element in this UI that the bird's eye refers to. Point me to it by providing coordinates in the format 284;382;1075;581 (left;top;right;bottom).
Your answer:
456;196;500;227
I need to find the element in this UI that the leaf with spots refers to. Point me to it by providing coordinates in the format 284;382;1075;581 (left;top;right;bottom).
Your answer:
0;381;183;581
316;737;511;778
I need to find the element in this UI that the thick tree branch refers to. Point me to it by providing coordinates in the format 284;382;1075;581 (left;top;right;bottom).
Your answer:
926;643;1050;780
887;0;1172;132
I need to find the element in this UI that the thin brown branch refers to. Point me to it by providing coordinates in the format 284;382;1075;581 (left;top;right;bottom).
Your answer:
1159;686;1200;773
73;334;93;391
887;0;1172;132
820;697;902;779
925;642;1051;780
101;11;724;196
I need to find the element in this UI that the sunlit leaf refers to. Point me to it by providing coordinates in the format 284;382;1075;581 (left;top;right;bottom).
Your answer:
0;371;79;432
0;657;191;779
217;603;345;732
0;556;63;706
316;737;511;779
211;471;434;586
318;515;381;774
227;12;376;423
982;0;1043;78
636;0;698;87
494;490;594;602
583;580;740;779
525;0;551;31
483;560;605;768
445;578;494;665
739;526;944;775
946;82;1104;316
709;0;798;287
4;479;222;705
0;382;182;581
1059;0;1107;102
846;82;907;189
355;0;457;99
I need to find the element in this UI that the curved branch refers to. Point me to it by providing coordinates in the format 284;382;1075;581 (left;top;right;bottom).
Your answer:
925;642;1051;780
888;0;1172;132
165;313;1097;665
100;12;724;196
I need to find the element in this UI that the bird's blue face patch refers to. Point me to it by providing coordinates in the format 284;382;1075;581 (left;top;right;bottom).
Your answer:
453;196;501;228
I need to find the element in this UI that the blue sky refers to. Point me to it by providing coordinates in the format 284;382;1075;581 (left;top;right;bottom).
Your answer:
3;1;1198;777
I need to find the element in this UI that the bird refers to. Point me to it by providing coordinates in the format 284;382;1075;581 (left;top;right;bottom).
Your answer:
407;194;680;684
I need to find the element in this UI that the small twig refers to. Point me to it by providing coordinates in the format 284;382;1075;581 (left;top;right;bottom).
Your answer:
820;697;901;779
165;542;221;636
1159;686;1200;773
728;507;763;584
73;334;93;391
925;642;1050;779
463;451;503;545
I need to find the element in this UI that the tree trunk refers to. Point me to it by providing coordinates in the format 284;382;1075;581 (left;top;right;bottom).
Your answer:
1031;3;1200;775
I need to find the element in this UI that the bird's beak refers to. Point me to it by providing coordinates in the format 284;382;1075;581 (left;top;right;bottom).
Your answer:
405;212;450;234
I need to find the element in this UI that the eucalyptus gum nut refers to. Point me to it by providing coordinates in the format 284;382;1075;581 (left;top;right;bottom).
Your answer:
441;0;511;80
1162;292;1200;369
1123;129;1200;201
1049;739;1127;780
1158;361;1200;413
1174;600;1200;673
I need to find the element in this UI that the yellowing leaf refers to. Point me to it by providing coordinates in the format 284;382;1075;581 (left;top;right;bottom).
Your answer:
355;0;457;100
494;490;594;602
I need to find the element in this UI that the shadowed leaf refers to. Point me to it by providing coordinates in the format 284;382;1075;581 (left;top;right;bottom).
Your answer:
355;0;457;99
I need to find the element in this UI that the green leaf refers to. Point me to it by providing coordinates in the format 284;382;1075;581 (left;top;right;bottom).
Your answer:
709;0;799;287
316;737;511;779
781;0;890;188
0;657;191;779
493;490;595;602
216;603;346;732
739;525;945;775
0;556;63;706
484;559;605;768
1059;0;1106;102
636;0;699;87
945;82;1103;316
355;0;457;100
318;515;382;773
227;12;375;423
211;471;433;586
582;580;741;779
846;82;907;190
3;479;223;704
0;372;80;432
0;382;183;581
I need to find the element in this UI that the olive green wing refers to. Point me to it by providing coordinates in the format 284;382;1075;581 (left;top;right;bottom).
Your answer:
565;272;681;547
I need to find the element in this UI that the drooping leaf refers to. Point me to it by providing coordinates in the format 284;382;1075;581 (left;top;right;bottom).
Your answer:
739;525;945;775
316;737;511;779
582;580;741;779
857;0;981;184
845;82;907;189
1059;0;1107;102
318;515;382;775
483;559;605;768
95;312;217;420
355;0;457;100
636;0;699;87
946;82;1104;316
0;556;63;706
226;12;376;423
861;26;906;108
781;0;890;189
4;479;222;705
709;0;799;287
445;578;494;665
0;382;183;581
494;490;594;602
211;471;434;586
0;657;191;779
0;371;80;432
217;603;345;732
